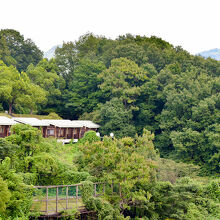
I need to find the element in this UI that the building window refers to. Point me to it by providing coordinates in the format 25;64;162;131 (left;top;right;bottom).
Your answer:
47;129;55;136
0;126;4;133
60;129;64;136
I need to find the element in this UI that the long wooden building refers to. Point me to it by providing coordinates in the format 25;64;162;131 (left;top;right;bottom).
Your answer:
0;116;100;140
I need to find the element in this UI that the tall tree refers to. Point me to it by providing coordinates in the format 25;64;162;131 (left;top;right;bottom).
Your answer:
77;130;157;213
0;29;43;72
95;98;136;138
0;33;16;67
63;59;106;118
157;66;220;172
98;57;148;109
55;42;78;84
0;61;46;114
26;58;65;113
75;33;103;59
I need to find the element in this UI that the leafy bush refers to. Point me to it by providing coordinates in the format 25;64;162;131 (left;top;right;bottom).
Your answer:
78;130;101;144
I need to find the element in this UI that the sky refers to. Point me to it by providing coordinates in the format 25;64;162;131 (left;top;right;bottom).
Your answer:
1;0;219;54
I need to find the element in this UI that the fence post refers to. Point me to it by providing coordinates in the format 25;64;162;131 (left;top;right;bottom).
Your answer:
76;185;78;209
103;183;105;195
119;183;122;197
46;187;48;215
66;186;68;209
94;184;96;197
56;187;58;213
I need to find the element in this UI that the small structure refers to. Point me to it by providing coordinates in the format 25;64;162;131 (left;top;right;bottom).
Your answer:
13;117;50;137
0;116;17;138
73;120;100;138
41;119;82;139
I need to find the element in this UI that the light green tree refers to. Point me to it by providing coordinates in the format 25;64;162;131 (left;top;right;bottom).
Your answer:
0;157;32;219
98;57;148;109
0;61;47;114
0;176;11;216
77;130;157;211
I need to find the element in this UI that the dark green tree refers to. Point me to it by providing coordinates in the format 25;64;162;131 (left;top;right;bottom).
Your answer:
55;41;78;84
96;98;136;138
0;29;43;71
157;66;220;172
63;59;106;118
26;58;65;114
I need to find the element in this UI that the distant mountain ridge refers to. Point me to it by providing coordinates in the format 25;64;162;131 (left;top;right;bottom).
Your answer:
44;45;61;59
198;48;220;61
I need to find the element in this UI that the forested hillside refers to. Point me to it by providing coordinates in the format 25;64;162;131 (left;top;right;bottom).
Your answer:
1;29;219;173
0;29;219;219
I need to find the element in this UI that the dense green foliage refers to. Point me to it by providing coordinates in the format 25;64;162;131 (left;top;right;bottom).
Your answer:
55;32;220;173
127;178;220;220
0;61;46;114
0;29;219;219
0;124;219;219
0;157;33;219
76;131;220;219
0;29;43;72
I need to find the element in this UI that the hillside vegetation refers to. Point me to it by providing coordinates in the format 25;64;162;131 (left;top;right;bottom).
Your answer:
0;126;219;219
0;29;219;219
